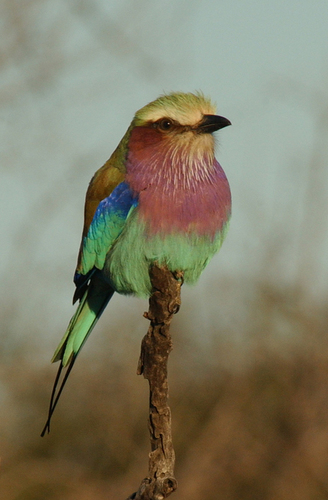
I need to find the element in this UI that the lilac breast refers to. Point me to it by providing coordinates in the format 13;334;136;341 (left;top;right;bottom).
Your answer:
126;127;231;238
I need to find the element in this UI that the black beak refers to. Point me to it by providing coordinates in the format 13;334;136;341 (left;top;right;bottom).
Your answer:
198;114;231;134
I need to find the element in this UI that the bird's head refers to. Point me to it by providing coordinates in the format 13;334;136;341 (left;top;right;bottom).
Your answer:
133;92;229;147
125;92;231;185
134;92;230;129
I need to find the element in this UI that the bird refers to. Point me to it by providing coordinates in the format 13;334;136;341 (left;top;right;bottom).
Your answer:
41;92;231;435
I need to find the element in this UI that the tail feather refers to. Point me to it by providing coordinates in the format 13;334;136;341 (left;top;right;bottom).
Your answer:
41;277;114;436
41;358;76;436
51;289;89;365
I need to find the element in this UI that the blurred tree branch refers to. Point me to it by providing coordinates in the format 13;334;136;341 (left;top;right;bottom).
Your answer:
126;265;183;500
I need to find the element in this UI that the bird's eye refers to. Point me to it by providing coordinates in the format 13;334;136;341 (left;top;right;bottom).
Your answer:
158;119;173;131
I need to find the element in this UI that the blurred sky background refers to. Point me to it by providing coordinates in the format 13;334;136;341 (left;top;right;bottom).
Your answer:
1;0;328;360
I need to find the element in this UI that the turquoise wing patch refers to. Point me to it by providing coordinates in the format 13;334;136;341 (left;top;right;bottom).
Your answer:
77;181;138;279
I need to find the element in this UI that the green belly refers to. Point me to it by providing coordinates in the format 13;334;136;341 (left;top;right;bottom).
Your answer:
103;211;229;297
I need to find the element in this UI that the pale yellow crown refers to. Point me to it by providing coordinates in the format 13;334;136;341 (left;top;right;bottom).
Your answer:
134;92;216;127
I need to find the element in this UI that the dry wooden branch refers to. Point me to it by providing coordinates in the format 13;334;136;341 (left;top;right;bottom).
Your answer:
126;265;183;500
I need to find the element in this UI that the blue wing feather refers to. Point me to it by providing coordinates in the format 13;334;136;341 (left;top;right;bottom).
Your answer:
74;181;138;286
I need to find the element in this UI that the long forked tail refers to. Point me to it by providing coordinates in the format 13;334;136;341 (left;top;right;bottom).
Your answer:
41;277;114;436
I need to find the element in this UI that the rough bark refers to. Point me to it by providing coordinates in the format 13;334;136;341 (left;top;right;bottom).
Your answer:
126;265;183;500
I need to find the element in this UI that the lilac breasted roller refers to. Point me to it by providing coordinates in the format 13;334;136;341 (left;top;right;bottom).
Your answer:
41;92;231;435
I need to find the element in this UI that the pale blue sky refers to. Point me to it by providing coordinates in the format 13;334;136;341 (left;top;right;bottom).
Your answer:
1;0;328;351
